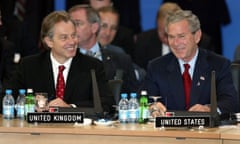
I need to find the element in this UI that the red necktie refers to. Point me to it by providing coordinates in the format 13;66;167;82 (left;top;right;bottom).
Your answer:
14;0;26;21
182;64;192;110
56;65;65;99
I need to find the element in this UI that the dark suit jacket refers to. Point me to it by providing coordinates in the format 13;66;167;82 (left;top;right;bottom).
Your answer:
144;49;239;114
0;38;16;92
4;50;115;112
101;48;139;93
135;29;215;70
111;26;135;58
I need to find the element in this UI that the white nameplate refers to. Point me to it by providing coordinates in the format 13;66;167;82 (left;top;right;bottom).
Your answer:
155;116;210;127
27;112;84;123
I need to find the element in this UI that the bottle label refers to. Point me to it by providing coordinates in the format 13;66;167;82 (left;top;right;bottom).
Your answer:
25;104;35;115
119;110;128;122
3;105;14;117
129;109;139;119
142;108;149;119
17;105;25;117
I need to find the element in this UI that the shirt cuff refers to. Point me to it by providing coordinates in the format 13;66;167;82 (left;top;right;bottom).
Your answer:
70;104;77;108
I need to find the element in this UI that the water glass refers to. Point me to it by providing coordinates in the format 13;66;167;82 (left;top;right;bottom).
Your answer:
35;92;48;112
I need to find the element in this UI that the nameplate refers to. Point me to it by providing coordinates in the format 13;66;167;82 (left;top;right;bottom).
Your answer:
27;112;84;123
155;116;210;127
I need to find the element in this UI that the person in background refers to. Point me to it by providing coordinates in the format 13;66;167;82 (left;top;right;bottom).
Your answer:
144;10;238;115
163;0;230;55
89;0;136;59
97;6;146;82
135;2;214;70
4;11;114;113
68;5;139;94
0;8;16;95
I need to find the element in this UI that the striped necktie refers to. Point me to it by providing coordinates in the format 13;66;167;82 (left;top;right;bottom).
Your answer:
14;0;26;21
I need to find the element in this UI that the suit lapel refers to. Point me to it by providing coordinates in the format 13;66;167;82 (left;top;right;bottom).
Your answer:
190;49;210;106
167;57;186;109
64;52;81;101
39;51;55;100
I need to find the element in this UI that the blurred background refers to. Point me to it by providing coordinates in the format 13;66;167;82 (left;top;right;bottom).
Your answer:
0;0;239;60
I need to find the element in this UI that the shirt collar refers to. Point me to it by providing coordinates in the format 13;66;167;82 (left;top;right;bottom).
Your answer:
79;42;100;55
50;52;72;70
178;48;199;78
79;42;102;61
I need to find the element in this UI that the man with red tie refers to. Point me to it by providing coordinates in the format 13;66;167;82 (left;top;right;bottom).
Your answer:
4;11;115;113
144;10;238;115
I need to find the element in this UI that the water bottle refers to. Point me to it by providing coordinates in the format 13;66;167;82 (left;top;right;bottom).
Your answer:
24;88;35;118
138;90;149;124
118;93;129;123
16;89;26;119
2;89;15;119
128;93;139;123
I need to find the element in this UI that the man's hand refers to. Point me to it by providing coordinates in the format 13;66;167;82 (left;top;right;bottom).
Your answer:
149;102;167;116
188;104;210;112
48;98;71;107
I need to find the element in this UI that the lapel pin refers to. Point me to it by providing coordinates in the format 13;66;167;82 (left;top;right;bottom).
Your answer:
200;76;205;80
197;82;200;86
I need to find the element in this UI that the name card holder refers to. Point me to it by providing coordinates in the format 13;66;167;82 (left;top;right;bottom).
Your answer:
155;116;211;128
27;112;84;123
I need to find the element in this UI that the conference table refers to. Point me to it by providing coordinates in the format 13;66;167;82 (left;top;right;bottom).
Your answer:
0;115;239;144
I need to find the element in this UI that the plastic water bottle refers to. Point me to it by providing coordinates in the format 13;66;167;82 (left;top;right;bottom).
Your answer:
24;88;35;118
138;90;149;124
16;89;26;119
2;89;15;119
118;93;129;123
128;93;139;123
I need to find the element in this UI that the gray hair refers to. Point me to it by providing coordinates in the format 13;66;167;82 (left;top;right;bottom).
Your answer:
69;5;101;34
165;10;201;33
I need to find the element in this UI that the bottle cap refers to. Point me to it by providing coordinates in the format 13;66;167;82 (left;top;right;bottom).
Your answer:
19;89;26;94
130;93;137;98
27;88;33;93
5;89;12;95
121;93;128;98
141;90;147;95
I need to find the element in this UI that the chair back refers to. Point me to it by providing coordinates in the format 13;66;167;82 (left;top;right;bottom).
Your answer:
231;62;240;111
108;79;123;104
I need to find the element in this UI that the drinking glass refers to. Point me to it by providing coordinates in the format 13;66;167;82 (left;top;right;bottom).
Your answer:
35;92;48;112
149;96;162;118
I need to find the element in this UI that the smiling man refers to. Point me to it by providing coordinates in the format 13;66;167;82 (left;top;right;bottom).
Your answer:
4;11;114;113
144;10;238;115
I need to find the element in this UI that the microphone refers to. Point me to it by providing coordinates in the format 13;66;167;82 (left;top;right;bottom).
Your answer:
209;70;220;127
56;69;103;119
114;69;123;80
91;69;103;113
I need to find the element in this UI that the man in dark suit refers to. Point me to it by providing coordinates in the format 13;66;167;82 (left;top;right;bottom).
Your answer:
4;11;114;113
68;5;139;94
0;9;16;95
135;2;215;70
0;38;16;95
89;0;136;58
144;10;238;115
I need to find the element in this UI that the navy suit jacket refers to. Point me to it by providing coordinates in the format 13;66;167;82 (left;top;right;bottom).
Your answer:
101;48;139;93
144;49;238;114
4;50;115;112
0;38;16;93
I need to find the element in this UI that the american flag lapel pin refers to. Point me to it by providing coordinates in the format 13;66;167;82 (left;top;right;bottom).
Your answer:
197;82;200;86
